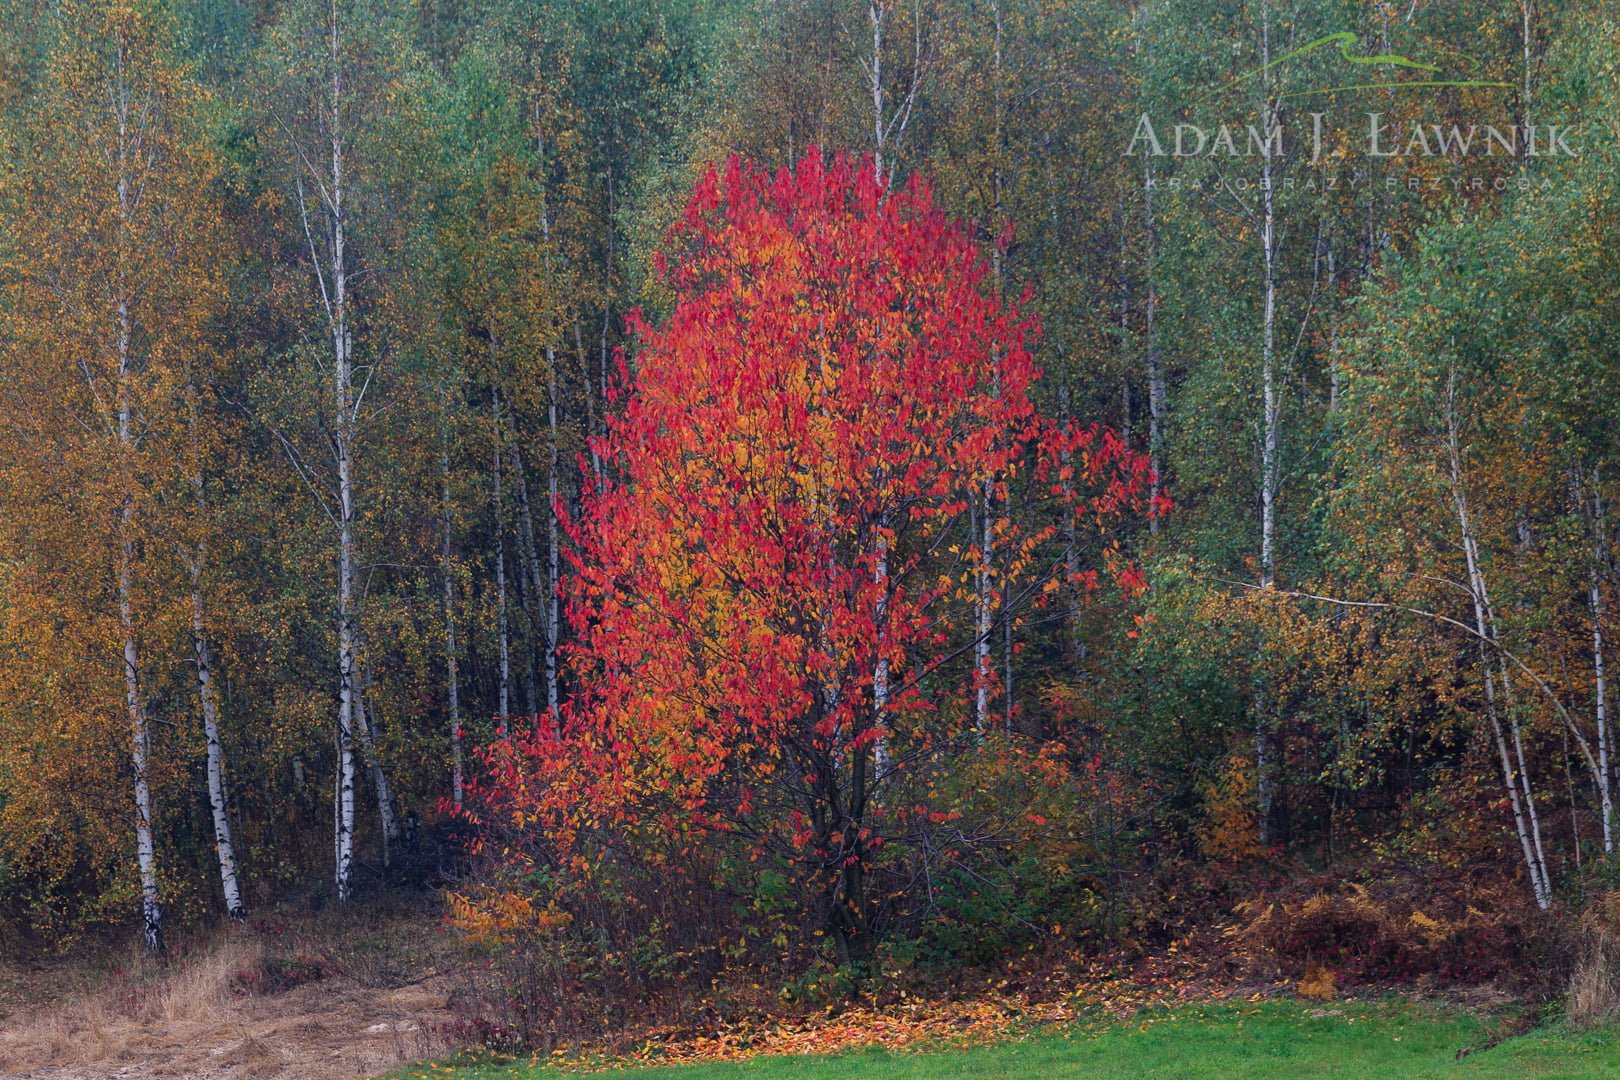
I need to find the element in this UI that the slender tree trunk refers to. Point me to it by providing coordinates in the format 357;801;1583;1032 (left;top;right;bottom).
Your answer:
508;431;543;708
1143;157;1164;534
545;364;562;718
531;118;565;716
975;483;993;734
1521;0;1534;132
119;338;161;951
1254;0;1281;845
575;317;603;483
868;0;886;182
440;420;463;809
1325;243;1340;414
329;2;358;904
1447;373;1550;907
114;47;161;951
508;415;560;720
1058;383;1084;665
1590;475;1613;852
351;648;399;861
491;391;511;719
183;359;241;917
873;526;891;773
189;549;244;920
975;3;1007;736
867;0;898;768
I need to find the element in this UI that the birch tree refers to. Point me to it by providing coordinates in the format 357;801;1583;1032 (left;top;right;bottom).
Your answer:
0;0;230;943
258;0;408;902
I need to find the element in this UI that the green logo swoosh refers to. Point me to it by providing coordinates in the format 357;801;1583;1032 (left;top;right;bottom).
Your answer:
1193;31;1511;103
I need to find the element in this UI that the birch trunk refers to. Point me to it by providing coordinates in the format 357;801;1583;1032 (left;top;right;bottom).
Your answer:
189;547;244;919
975;482;993;735
974;2;1006;736
119;332;161;951
1447;373;1550;907
491;392;511;718
532;120;564;715
576;317;604;483
1590;476;1613;851
328;1;358;904
1143;157;1164;535
355;694;398;860
866;0;908;767
1254;0;1281;845
440;421;463;809
545;364;562;718
507;412;560;719
1058;384;1083;664
508;434;543;715
114;42;161;952
182;358;244;918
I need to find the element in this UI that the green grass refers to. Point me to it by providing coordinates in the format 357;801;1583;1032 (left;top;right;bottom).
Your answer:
394;1000;1620;1079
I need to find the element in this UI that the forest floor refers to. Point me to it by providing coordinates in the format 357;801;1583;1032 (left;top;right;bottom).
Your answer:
389;1000;1618;1078
0;898;466;1079
0;879;1602;1079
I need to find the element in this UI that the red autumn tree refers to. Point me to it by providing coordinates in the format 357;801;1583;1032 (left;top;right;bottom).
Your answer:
466;149;1156;963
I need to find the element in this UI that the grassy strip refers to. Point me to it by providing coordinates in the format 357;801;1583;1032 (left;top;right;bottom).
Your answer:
391;999;1620;1078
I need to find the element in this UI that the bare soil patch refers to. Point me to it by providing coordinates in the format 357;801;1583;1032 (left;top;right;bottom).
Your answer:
0;908;462;1079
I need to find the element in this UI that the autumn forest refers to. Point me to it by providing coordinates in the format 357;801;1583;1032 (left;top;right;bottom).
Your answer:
3;0;1620;1068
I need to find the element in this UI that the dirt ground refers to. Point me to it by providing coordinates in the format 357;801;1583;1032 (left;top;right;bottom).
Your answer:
0;911;465;1079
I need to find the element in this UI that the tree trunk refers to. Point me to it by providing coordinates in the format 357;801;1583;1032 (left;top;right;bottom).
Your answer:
351;650;400;862
190;557;244;920
508;415;560;721
531;119;565;717
1255;0;1281;845
330;3;358;903
114;50;161;949
440;419;463;809
1447;373;1550;908
1590;475;1613;852
974;490;993;734
119;331;161;952
1143;157;1165;534
491;391;511;719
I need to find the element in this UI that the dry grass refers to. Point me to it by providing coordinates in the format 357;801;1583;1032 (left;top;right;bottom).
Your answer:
1567;908;1620;1029
0;904;465;1079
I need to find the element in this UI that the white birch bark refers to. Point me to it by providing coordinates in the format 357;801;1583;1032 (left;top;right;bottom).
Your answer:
864;0;919;767
1143;157;1164;535
533;119;564;716
1058;383;1083;664
491;391;511;718
440;419;463;809
507;409;560;721
864;0;923;190
112;37;161;952
873;528;891;773
1590;475;1613;851
974;0;1006;736
545;367;562;718
975;488;993;735
186;514;244;920
317;0;358;903
357;703;398;858
181;361;244;917
1254;0;1281;844
1446;373;1550;908
350;642;399;860
119;329;161;951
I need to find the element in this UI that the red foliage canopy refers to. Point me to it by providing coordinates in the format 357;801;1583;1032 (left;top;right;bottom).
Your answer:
466;149;1159;956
